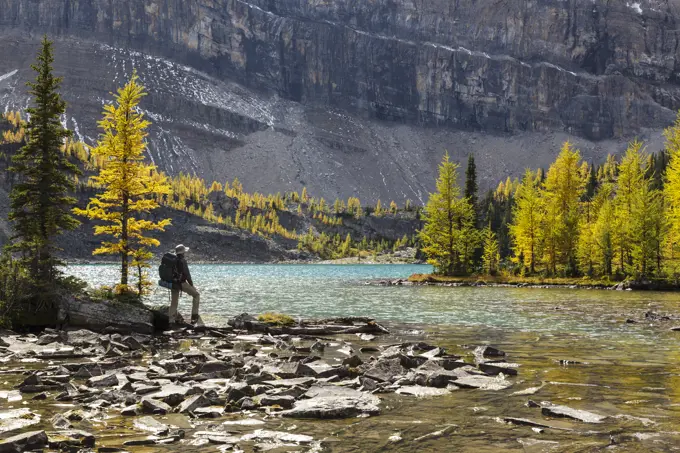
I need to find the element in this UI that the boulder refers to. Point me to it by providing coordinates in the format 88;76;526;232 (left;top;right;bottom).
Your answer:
177;394;210;414
65;329;99;347
87;373;119;387
425;369;459;388
363;358;406;383
199;361;232;374
122;336;144;350
141;397;172;415
36;333;63;345
58;298;155;334
0;430;48;452
475;346;506;359
257;395;296;409
225;383;254;403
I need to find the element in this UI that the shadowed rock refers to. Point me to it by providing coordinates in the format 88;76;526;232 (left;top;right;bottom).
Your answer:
0;430;48;452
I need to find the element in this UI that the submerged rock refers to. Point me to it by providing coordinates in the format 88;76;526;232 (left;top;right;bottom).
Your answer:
47;429;96;449
501;417;552;429
454;374;512;391
474;346;506;359
540;403;607;423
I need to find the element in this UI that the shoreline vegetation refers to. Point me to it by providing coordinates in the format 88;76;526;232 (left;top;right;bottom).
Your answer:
401;273;679;291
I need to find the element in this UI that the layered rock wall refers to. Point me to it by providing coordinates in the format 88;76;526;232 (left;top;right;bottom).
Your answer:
2;0;678;140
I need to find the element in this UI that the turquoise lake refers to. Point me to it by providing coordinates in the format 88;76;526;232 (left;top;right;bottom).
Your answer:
52;264;680;451
64;264;680;341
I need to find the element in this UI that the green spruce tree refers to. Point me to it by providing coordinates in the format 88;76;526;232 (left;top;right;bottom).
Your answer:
420;153;478;275
465;153;478;222
8;36;81;292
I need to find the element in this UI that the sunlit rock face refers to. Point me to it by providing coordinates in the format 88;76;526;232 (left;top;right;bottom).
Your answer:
0;0;678;201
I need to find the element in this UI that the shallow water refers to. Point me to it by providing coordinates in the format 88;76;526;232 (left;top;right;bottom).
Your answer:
28;265;680;450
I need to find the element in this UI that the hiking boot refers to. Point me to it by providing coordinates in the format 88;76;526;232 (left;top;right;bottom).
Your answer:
190;314;200;325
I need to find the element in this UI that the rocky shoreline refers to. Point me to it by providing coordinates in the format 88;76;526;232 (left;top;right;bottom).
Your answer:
0;313;521;452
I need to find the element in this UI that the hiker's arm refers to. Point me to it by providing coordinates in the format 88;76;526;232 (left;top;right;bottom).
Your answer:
186;263;193;286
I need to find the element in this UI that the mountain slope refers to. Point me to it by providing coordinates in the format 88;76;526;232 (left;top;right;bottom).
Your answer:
1;0;679;202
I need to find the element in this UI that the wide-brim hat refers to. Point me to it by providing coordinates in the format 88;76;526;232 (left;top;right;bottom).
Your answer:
175;244;190;254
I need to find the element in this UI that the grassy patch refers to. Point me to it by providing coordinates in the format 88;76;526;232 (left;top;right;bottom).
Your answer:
258;312;296;327
88;284;142;304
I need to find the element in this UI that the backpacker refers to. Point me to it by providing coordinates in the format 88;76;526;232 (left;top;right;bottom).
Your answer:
158;252;179;284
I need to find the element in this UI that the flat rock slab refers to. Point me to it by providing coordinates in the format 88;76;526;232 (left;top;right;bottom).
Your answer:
147;384;193;405
455;374;512;391
0;408;40;434
133;416;169;434
282;385;380;419
395;386;450;397
303;385;366;399
540;404;607;423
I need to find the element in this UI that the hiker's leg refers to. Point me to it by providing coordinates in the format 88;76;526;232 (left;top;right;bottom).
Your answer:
181;282;200;317
169;288;180;321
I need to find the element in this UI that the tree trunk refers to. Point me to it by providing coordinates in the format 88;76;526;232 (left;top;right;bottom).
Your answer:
121;194;129;286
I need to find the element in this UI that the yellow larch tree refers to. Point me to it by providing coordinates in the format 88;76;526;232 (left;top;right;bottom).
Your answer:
541;142;585;275
665;112;680;282
74;73;171;293
510;169;544;274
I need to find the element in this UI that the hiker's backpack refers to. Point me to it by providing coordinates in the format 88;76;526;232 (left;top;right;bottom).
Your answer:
158;252;179;283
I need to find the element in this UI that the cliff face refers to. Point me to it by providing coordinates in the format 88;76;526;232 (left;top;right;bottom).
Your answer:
1;0;679;201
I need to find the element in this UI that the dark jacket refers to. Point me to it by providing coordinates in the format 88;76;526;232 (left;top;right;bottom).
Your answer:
176;255;193;286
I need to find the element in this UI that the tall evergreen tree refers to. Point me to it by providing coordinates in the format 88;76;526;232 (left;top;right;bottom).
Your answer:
8;36;81;290
481;225;500;275
465;154;478;219
420;153;478;275
75;74;171;292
